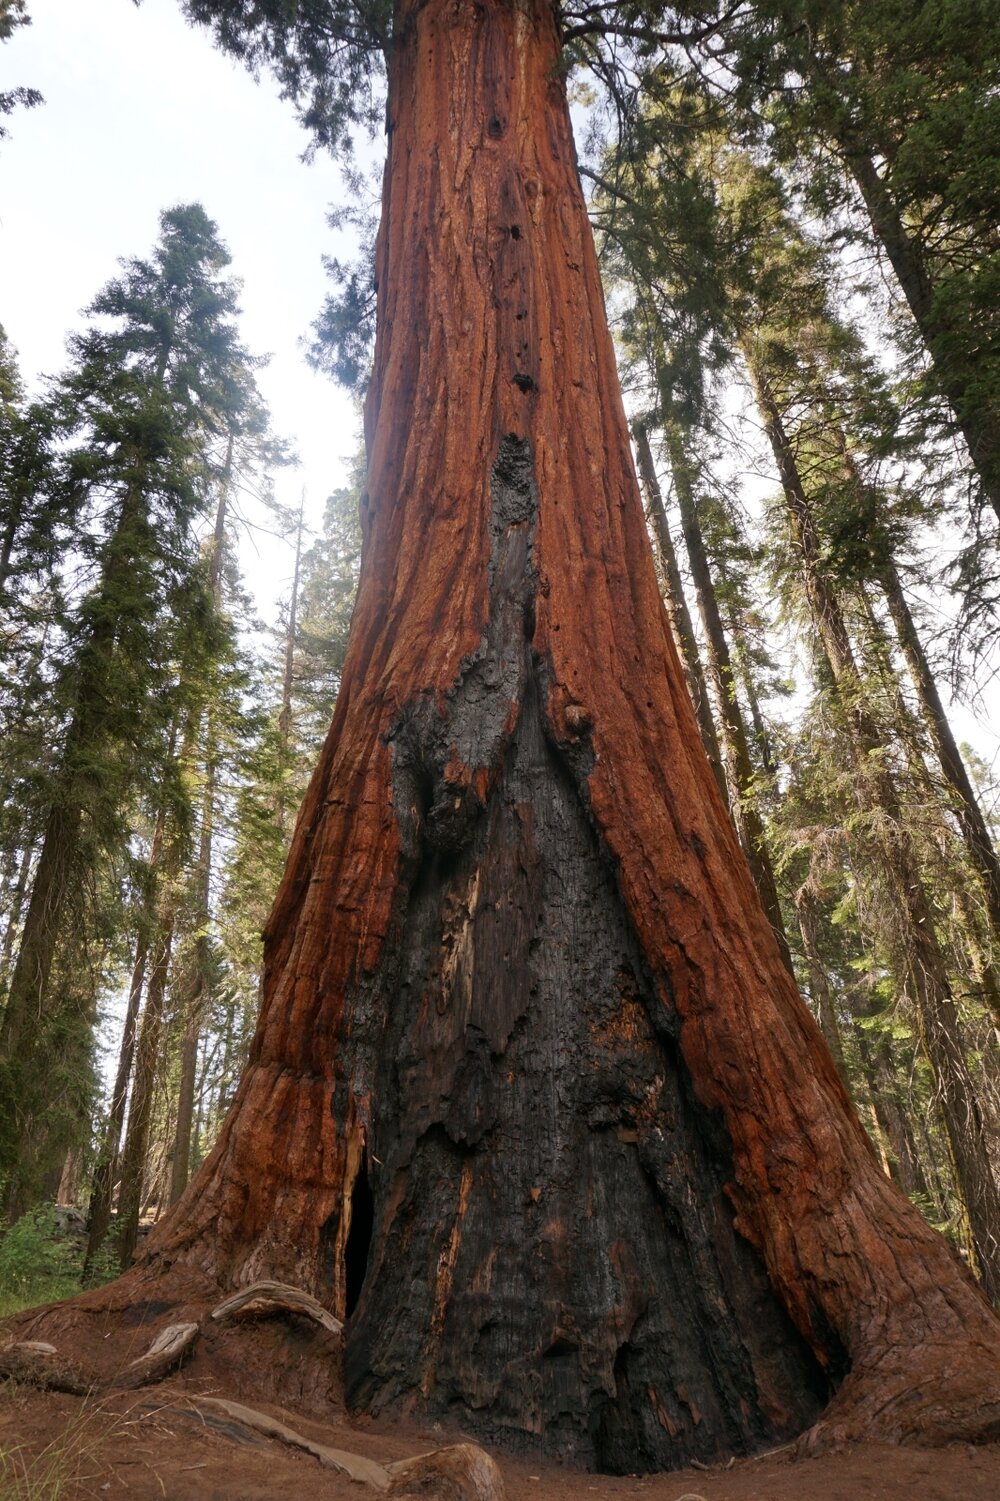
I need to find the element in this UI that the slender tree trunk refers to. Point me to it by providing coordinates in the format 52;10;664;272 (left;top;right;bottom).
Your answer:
56;1148;82;1206
29;0;1000;1465
841;147;1000;525
0;842;32;988
169;459;230;1205
857;1025;932;1201
0;483;147;1213
663;419;792;973
0;497;22;593
879;558;1000;959
794;889;848;1084
857;575;1000;1021
85;933;149;1266
115;908;177;1269
747;348;1000;1299
276;489;305;833
632;422;727;799
717;553;777;777
169;746;215;1205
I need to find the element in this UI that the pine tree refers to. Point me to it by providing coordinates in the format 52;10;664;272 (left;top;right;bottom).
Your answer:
700;0;1000;525
0;205;279;1216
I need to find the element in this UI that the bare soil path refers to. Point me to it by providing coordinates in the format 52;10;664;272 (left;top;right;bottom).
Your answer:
1;1383;996;1501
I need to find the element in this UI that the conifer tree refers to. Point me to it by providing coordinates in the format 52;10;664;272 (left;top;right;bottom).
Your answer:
696;0;1000;526
0;205;279;1216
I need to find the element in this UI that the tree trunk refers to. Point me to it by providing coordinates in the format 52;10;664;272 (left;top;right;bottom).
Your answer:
747;348;1000;1300
663;419;792;974
842;147;1000;526
632;421;727;800
169;465;229;1205
856;1024;932;1202
0;842;32;987
30;0;1000;1468
85;929;149;1268
115;910;176;1269
0;483;145;1214
794;889;848;1085
879;558;1000;961
169;746;216;1206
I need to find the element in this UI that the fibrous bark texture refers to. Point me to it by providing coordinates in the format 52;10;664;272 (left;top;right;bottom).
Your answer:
33;0;1000;1473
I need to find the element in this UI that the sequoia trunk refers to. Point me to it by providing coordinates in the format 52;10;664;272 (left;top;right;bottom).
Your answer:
42;0;1000;1471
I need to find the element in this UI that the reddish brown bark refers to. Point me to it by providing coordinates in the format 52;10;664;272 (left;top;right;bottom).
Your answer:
21;0;1000;1472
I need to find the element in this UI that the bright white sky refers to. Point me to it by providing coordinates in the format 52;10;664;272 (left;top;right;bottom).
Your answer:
2;0;997;777
1;0;367;611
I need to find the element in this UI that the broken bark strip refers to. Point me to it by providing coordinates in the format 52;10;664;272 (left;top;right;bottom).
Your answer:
113;1321;199;1390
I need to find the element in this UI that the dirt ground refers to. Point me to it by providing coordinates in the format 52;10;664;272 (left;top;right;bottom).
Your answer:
1;1382;997;1501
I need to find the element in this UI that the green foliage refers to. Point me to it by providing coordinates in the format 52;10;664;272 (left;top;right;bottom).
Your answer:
180;0;391;156
702;0;1000;514
0;0;41;137
0;204;290;1214
0;1208;80;1316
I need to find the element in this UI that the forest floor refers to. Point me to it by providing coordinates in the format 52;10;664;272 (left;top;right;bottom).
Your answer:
1;1381;997;1501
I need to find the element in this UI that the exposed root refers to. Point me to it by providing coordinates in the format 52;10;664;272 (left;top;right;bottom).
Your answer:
386;1442;507;1499
183;1398;507;1499
182;1395;391;1489
210;1279;343;1336
113;1321;199;1390
0;1319;197;1395
794;1335;1000;1453
0;1340;92;1395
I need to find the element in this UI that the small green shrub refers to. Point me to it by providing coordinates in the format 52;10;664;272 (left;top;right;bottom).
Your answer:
0;1209;81;1318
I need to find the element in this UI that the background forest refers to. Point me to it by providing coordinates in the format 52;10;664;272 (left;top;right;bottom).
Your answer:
1;0;1000;1315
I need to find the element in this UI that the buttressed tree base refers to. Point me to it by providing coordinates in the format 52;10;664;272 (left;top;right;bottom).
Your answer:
15;0;1000;1473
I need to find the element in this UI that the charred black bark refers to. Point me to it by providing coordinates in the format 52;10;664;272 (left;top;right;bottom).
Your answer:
335;440;827;1470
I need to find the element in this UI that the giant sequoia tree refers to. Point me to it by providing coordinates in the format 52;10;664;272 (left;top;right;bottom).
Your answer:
18;0;1000;1474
